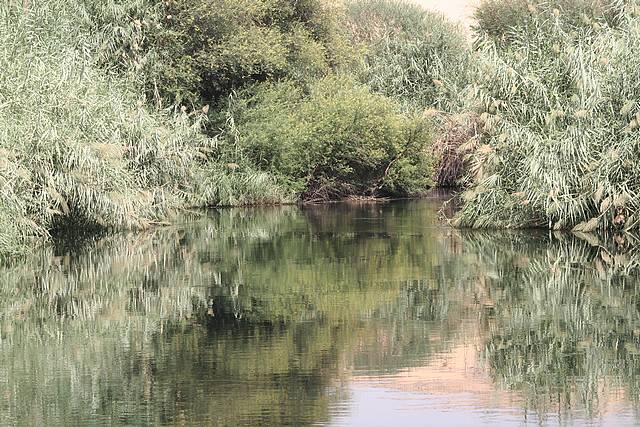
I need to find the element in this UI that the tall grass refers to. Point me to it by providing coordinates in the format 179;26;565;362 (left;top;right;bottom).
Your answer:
455;6;640;230
473;0;628;46
0;0;288;256
345;0;472;112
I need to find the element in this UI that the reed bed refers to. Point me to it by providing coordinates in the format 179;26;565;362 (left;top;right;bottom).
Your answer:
0;0;287;256
456;4;640;230
345;0;472;112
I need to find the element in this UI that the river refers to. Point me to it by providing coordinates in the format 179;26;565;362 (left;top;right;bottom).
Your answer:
0;197;638;425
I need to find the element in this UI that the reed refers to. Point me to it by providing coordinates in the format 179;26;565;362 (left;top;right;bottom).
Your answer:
345;0;472;112
473;0;628;46
0;0;289;256
455;7;640;230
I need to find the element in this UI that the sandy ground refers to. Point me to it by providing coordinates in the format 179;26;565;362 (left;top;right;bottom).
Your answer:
412;0;479;28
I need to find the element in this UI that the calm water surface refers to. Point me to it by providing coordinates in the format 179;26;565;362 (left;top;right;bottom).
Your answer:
1;198;640;426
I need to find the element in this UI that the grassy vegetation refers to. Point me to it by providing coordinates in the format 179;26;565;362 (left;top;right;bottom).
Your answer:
335;0;640;231
1;0;451;255
345;0;471;112
343;0;474;188
473;0;628;45
455;1;640;230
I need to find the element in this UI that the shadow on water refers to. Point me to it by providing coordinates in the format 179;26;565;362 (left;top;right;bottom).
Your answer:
1;198;640;425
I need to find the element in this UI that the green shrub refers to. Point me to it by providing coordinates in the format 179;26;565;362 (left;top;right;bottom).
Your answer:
345;0;471;111
224;75;435;200
455;13;640;230
146;0;350;107
473;0;628;45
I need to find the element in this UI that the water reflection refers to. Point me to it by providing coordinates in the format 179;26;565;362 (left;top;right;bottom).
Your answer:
1;199;640;425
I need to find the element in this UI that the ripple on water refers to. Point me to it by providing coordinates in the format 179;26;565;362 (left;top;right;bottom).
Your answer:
0;199;639;425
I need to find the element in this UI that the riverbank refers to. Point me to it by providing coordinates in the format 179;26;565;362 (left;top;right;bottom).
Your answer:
4;0;640;257
1;0;468;256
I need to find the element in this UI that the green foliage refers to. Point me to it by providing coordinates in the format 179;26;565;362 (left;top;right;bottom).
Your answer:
146;0;350;106
456;9;640;230
343;0;473;189
0;0;446;256
224;75;435;200
0;0;288;256
473;0;628;45
192;165;290;206
345;0;471;111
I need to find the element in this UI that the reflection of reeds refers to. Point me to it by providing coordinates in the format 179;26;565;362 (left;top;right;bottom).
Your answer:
0;201;461;424
8;200;640;422
456;229;640;416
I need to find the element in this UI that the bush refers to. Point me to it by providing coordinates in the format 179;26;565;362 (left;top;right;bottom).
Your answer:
345;0;471;111
473;0;628;45
146;0;351;107
455;13;640;231
223;75;435;200
0;0;289;256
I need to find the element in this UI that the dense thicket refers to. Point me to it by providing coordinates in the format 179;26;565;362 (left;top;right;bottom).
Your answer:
145;0;352;106
144;0;437;199
18;0;639;251
1;0;447;256
223;76;434;200
456;1;640;230
0;0;298;255
342;0;474;188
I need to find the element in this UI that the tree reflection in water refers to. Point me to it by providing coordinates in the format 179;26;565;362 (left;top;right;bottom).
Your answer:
1;199;640;425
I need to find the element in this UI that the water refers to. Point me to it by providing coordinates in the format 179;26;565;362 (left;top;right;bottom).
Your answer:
1;198;640;426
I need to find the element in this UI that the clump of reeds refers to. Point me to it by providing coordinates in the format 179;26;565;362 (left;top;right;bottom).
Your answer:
0;0;288;256
344;0;472;112
473;0;628;46
455;6;640;230
431;114;480;187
